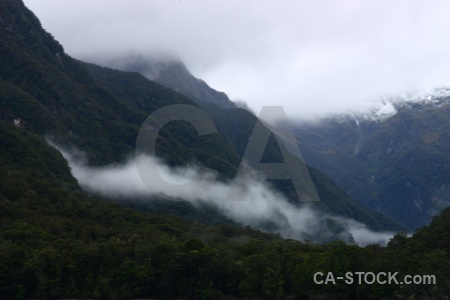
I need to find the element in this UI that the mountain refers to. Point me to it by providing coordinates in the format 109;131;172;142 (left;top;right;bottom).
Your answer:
0;0;406;236
1;1;450;299
98;54;237;109
81;61;405;232
1;118;449;299
292;88;450;230
0;0;242;175
350;86;450;123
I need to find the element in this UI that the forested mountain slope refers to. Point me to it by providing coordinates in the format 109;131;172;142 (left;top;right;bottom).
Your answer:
0;0;450;299
82;61;404;232
1;118;449;299
294;94;450;230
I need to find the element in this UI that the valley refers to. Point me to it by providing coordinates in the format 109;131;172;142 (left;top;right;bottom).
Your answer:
1;0;449;299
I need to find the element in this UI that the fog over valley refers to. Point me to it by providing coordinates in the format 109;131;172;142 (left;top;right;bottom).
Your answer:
54;143;395;246
2;1;450;298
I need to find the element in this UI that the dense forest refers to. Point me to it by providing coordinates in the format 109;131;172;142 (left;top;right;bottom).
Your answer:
1;121;449;299
1;0;449;299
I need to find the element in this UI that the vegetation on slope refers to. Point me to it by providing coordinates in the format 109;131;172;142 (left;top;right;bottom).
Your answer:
1;121;450;299
1;1;449;299
294;104;450;230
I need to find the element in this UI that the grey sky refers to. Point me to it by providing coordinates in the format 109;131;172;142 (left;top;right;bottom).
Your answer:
24;0;450;120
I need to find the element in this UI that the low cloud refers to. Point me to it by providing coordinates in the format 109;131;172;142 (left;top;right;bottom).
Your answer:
56;145;394;246
25;0;450;120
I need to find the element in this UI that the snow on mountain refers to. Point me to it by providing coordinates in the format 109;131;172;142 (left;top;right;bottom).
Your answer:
399;86;450;104
344;86;450;124
361;101;397;122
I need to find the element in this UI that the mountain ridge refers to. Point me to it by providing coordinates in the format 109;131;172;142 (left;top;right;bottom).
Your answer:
1;1;450;298
0;0;405;234
292;87;450;230
93;54;237;109
81;60;405;233
322;86;450;124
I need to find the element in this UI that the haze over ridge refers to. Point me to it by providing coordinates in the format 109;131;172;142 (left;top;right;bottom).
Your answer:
24;0;450;120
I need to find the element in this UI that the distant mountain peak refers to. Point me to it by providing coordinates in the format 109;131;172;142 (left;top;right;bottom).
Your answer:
90;53;237;109
399;86;450;104
327;86;450;125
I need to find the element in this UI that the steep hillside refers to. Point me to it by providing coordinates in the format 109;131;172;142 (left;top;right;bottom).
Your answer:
0;119;280;299
82;61;404;232
293;91;450;230
0;0;242;178
1;1;450;299
1;119;449;299
0;0;407;231
100;54;237;109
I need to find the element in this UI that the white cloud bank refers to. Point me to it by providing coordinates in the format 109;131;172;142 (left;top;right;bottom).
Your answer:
24;0;450;120
57;146;395;246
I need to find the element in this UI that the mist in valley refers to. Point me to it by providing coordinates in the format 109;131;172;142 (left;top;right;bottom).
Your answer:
55;144;395;247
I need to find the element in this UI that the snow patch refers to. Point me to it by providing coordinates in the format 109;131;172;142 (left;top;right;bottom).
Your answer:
401;86;450;104
350;113;360;126
312;86;450;125
361;101;398;122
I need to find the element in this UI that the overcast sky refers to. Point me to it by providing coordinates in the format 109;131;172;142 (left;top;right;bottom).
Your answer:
24;0;450;120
